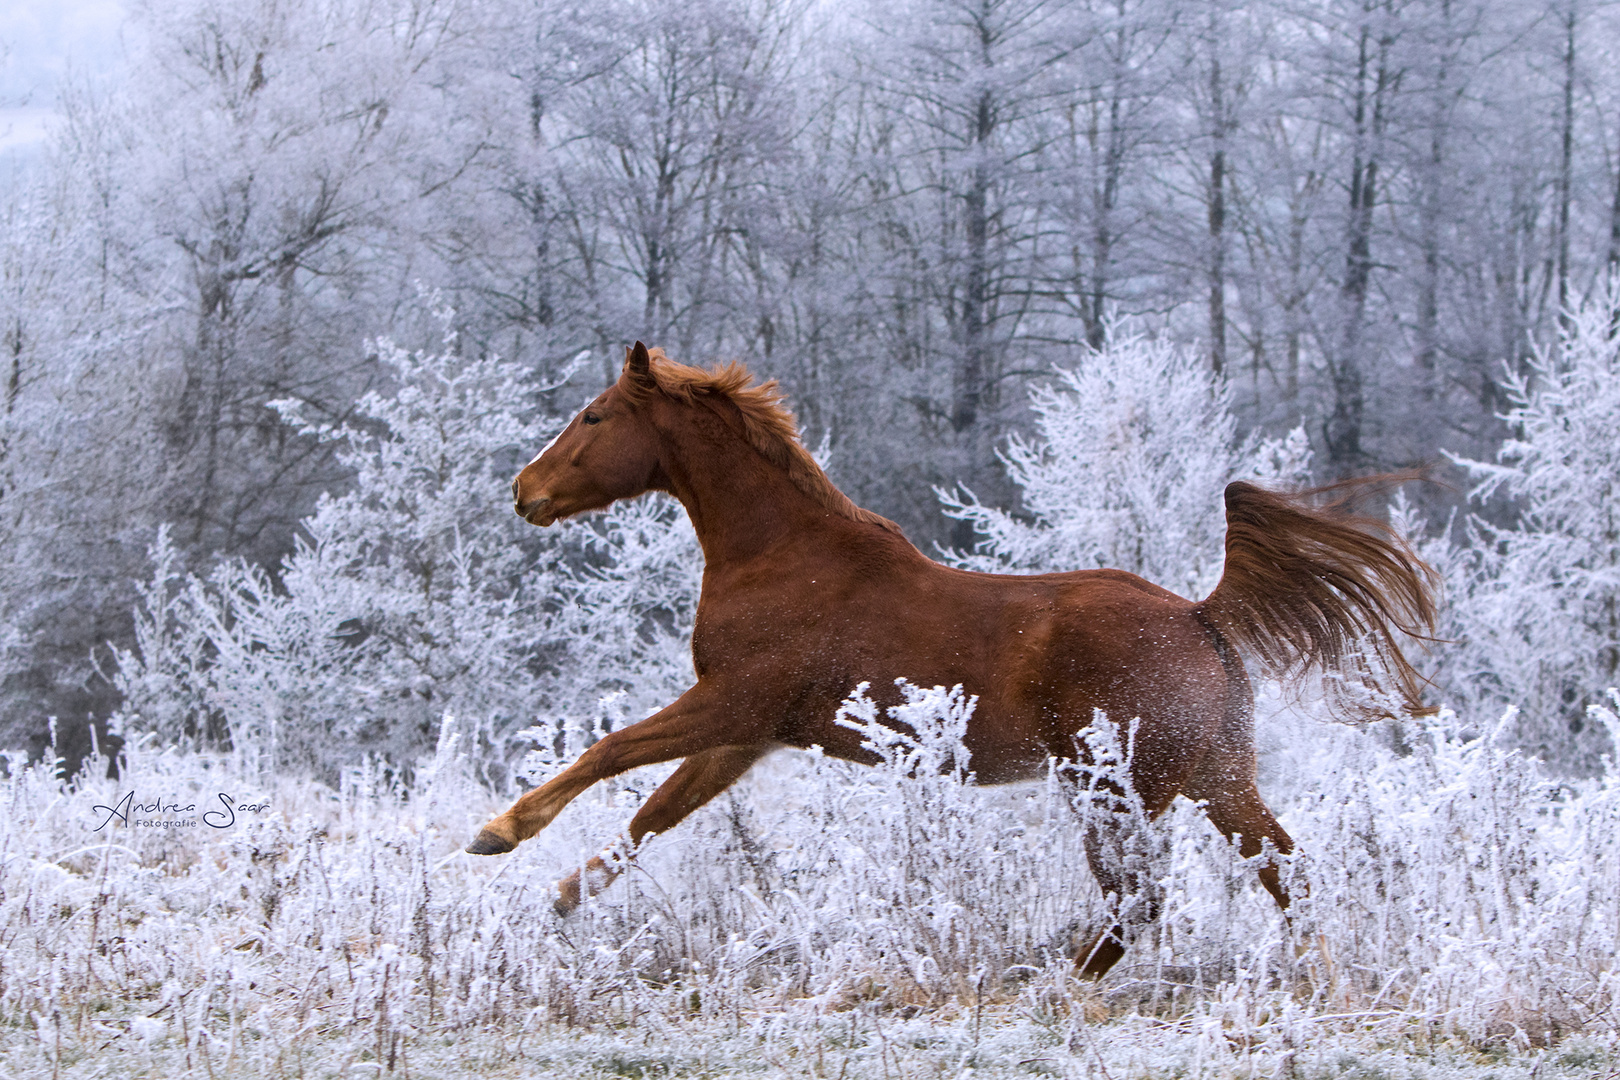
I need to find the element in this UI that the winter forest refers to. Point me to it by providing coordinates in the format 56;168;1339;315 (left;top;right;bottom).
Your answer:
2;0;1620;1075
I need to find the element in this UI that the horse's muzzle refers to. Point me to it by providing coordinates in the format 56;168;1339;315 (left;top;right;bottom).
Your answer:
516;496;556;526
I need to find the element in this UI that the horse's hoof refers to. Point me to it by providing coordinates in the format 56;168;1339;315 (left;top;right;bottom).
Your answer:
465;827;516;855
1075;930;1127;980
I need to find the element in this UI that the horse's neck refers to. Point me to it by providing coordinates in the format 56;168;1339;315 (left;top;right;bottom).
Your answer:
657;409;825;566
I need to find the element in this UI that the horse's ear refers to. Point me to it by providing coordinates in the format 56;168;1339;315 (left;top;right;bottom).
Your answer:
624;341;654;390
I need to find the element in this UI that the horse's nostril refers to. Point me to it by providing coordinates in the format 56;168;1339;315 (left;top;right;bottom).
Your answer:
511;477;520;503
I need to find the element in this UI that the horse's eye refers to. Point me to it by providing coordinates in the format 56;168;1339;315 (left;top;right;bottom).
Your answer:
583;412;602;426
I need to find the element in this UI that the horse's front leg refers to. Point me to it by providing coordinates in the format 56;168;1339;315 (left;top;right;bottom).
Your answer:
553;742;768;914
466;684;736;855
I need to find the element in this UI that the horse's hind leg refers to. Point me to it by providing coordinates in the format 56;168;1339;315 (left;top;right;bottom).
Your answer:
1199;783;1295;910
1075;809;1168;979
554;743;767;915
1183;627;1295;911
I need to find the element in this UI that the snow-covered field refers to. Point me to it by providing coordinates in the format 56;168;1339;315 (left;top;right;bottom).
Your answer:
8;306;1619;1078
9;3;1620;1073
5;687;1616;1078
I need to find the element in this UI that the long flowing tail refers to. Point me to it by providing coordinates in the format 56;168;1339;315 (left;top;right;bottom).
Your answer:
1198;480;1439;720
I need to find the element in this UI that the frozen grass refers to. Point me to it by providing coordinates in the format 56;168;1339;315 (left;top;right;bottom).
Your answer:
5;1007;1613;1079
2;689;1617;1077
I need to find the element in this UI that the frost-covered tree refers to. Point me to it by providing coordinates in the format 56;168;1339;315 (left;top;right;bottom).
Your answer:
847;0;1086;537
112;312;707;777
518;0;803;366
940;329;1310;598
1442;291;1620;773
111;308;563;773
0;150;171;759
0;0;494;759
115;0;480;563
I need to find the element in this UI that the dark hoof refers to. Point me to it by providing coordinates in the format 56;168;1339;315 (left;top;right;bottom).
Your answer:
465;828;516;855
1076;933;1126;980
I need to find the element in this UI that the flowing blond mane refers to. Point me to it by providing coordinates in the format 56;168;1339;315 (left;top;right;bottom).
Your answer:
634;349;902;535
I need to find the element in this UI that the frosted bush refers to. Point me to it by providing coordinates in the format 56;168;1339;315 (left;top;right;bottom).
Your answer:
529;491;703;753
940;329;1310;598
1441;290;1620;772
109;307;568;775
108;300;714;781
814;681;1100;990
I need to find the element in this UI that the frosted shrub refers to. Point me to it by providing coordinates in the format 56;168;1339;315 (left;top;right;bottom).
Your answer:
111;307;569;774
1442;291;1620;771
534;492;703;744
810;682;1100;991
1297;697;1620;1039
940;329;1310;597
111;306;707;780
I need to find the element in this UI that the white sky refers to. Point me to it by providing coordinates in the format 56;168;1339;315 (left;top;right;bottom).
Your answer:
0;0;126;158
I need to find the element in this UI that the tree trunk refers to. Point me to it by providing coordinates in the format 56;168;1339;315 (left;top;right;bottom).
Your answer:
1088;90;1126;351
1608;106;1620;336
953;91;993;436
1207;44;1229;378
1414;0;1454;403
1326;10;1395;478
1609;125;1620;277
1556;2;1576;330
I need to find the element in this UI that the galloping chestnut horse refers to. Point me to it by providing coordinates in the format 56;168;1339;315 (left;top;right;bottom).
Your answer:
469;343;1436;978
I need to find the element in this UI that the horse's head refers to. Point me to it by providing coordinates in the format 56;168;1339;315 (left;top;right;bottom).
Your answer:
512;342;667;526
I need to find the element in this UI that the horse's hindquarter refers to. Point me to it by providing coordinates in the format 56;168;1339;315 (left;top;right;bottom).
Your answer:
1039;572;1236;808
942;567;1233;797
693;533;1233;798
